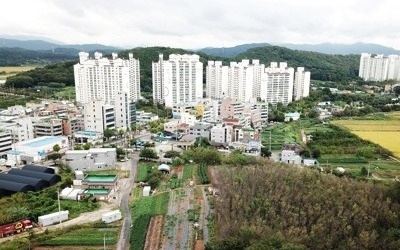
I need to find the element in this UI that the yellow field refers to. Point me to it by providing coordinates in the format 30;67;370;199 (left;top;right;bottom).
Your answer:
0;66;37;79
332;119;400;158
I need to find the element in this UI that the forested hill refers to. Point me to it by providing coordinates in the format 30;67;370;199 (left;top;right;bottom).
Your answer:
0;48;76;66
235;46;360;82
5;46;360;91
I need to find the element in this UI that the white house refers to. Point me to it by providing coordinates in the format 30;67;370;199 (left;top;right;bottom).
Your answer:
280;150;302;165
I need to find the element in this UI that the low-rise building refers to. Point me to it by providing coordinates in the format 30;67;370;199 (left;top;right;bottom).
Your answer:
65;148;117;171
280;150;302;164
210;124;233;144
189;122;213;139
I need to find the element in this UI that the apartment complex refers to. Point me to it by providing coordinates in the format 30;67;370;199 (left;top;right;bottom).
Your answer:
74;52;140;105
359;53;400;81
152;54;203;108
206;60;310;105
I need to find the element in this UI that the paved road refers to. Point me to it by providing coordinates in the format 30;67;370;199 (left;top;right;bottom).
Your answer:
117;153;139;250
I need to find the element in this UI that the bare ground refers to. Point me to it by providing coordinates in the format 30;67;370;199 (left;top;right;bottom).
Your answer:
144;215;164;250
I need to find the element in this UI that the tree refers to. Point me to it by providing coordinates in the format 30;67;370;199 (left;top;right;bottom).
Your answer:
83;143;91;150
394;86;400;96
48;153;62;161
194;137;210;148
139;148;158;160
311;149;321;158
307;109;319;119
119;129;125;138
164;150;181;159
116;147;126;158
104;128;116;141
74;145;82;150
53;144;61;153
260;147;272;158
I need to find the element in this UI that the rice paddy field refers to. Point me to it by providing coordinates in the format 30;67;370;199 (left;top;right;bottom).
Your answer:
332;115;400;158
0;66;37;80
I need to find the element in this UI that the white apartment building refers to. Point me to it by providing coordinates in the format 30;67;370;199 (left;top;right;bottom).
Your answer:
114;92;136;131
293;67;311;101
152;54;203;108
83;100;115;133
228;60;254;102
210;124;233;144
206;61;228;99
260;62;294;106
74;52;140;105
206;60;265;102
358;53;400;81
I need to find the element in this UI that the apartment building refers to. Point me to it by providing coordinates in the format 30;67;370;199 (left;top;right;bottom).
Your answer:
83;100;115;133
206;61;228;99
114;92;136;131
260;62;294;106
359;53;400;81
74;52;140;105
293;67;311;101
152;54;203;108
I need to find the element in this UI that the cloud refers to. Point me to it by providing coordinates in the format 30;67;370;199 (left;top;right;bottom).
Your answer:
1;0;399;49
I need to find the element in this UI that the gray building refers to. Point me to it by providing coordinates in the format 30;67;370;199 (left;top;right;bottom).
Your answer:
65;148;117;171
189;122;213;139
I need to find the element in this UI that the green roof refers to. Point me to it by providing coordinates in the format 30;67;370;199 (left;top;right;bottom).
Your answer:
83;174;117;182
84;188;110;195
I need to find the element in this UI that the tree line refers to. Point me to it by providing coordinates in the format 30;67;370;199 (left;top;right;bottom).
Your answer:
4;46;361;93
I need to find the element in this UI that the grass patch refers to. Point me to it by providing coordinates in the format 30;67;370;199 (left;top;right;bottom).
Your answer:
182;165;194;181
54;86;76;100
136;162;156;182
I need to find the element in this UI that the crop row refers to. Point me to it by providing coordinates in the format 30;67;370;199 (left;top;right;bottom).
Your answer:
41;237;117;246
196;164;209;184
130;214;151;250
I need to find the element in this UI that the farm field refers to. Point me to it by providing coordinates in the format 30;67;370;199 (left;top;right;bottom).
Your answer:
332;119;400;158
0;66;37;80
131;164;212;250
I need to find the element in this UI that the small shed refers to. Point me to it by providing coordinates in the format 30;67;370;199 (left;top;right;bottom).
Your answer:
102;210;122;224
75;171;84;180
38;210;69;227
157;164;170;174
143;186;151;197
23;164;55;174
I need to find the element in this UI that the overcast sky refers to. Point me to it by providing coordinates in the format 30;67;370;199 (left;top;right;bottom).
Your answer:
1;0;399;49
